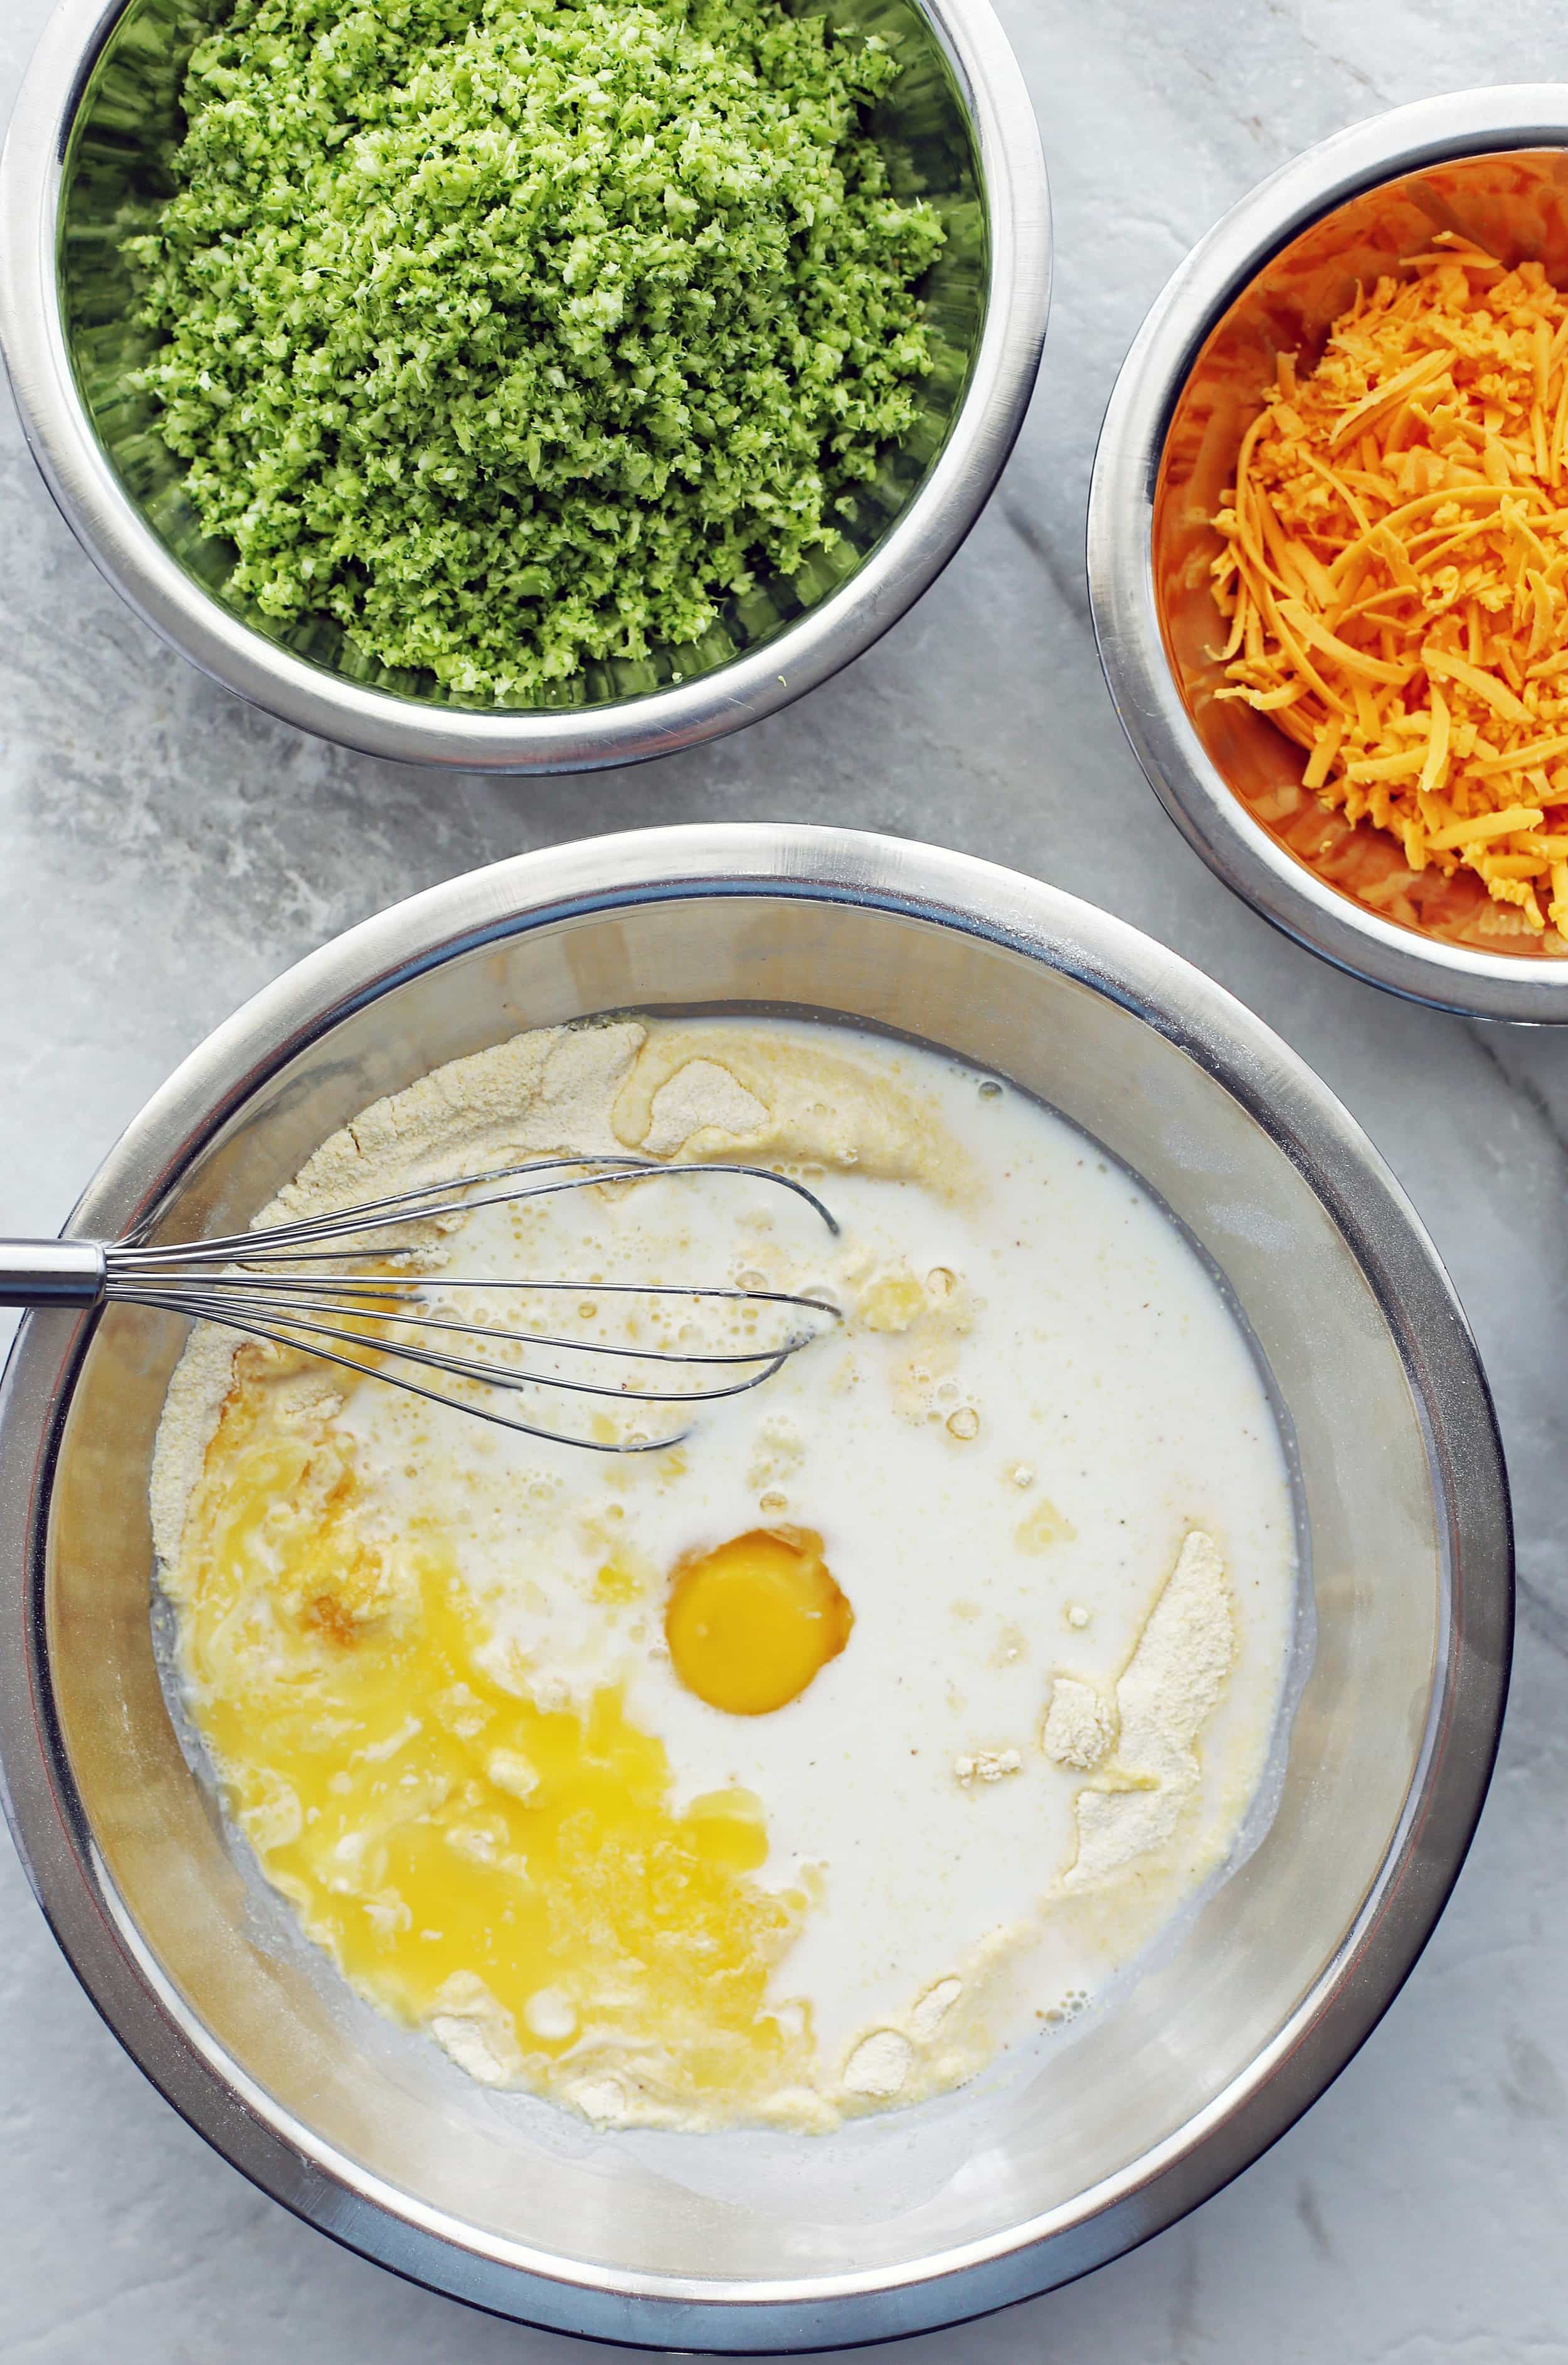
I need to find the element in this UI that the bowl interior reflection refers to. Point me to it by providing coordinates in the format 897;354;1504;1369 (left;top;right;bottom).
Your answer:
58;0;987;715
1154;145;1568;960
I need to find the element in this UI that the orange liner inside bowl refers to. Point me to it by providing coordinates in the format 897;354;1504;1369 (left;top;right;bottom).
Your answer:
1154;146;1568;958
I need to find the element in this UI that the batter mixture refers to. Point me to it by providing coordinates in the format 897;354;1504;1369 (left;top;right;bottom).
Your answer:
151;1017;1298;2132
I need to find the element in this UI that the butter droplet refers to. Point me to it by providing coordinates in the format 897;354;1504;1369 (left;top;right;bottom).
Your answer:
1015;1498;1076;1553
946;1407;980;1442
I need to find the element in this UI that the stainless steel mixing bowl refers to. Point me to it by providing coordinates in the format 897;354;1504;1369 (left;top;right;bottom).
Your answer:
0;826;1509;2349
1089;87;1568;1021
0;0;1047;772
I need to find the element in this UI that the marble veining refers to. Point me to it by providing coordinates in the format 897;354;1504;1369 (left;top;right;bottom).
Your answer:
3;1;1567;2357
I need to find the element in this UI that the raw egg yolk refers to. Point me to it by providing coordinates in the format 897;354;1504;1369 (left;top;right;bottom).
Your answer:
665;1528;853;1715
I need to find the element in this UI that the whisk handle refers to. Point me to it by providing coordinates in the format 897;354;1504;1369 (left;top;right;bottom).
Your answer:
0;1240;107;1309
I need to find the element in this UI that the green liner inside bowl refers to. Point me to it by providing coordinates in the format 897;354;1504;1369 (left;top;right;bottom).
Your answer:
58;0;988;713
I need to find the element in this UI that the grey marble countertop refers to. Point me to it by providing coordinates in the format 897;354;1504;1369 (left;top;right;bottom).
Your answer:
4;3;1567;2359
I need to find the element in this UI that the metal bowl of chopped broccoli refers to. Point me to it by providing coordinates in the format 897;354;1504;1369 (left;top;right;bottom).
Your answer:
0;0;1048;769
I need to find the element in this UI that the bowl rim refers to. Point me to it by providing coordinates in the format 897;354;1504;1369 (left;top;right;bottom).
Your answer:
1087;84;1568;1023
0;0;1049;775
0;824;1511;2349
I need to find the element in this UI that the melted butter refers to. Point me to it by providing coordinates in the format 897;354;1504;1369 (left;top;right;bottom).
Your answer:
665;1528;854;1715
170;1375;807;2107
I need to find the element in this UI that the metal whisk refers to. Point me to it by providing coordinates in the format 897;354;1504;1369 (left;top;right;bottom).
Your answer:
0;1157;842;1452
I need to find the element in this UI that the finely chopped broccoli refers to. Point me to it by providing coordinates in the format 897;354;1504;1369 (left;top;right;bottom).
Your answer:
127;0;945;702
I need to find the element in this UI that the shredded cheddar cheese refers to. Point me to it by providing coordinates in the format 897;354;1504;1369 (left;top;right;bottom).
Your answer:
1209;234;1568;942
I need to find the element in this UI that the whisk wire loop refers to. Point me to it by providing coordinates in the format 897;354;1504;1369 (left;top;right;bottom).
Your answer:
105;1270;832;1367
109;1293;708;1454
118;1156;840;1264
87;1155;844;1452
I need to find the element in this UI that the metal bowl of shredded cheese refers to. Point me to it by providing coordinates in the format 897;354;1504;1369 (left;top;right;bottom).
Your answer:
1090;87;1568;1020
0;0;1047;771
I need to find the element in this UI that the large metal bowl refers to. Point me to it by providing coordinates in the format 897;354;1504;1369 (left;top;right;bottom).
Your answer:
1089;88;1568;1021
0;826;1509;2349
0;0;1047;773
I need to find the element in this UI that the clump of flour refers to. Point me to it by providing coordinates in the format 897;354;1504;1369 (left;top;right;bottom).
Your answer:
1064;1531;1235;1888
1042;1677;1116;1772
